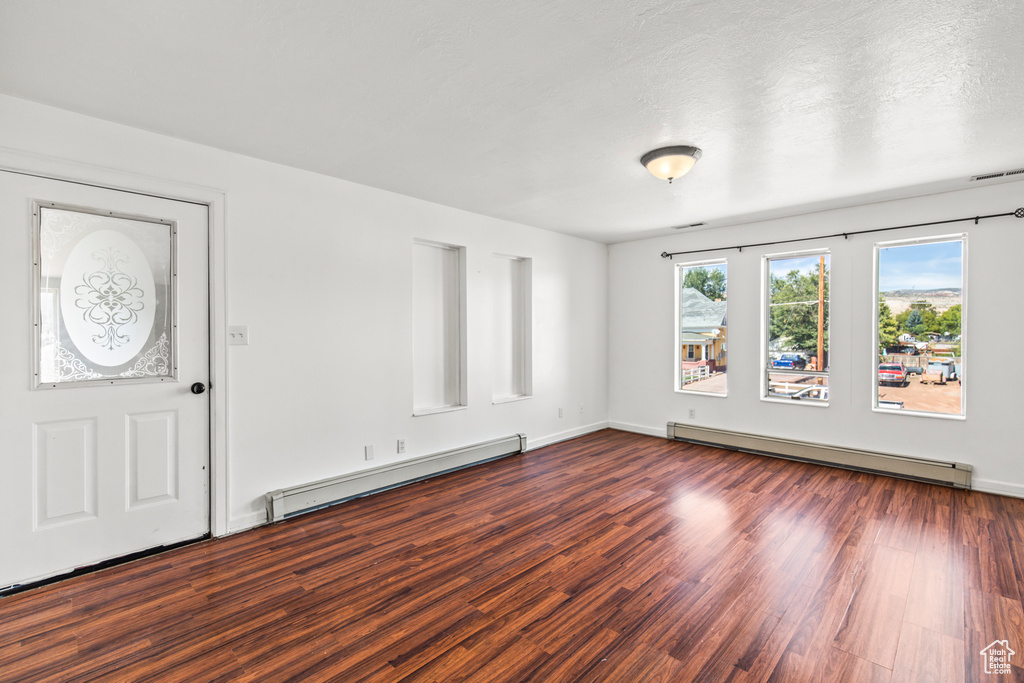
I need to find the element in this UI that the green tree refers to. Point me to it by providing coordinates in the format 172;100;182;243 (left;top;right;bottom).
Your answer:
905;309;925;336
769;266;829;354
939;304;961;337
895;308;911;332
904;302;941;334
878;298;898;354
682;267;726;300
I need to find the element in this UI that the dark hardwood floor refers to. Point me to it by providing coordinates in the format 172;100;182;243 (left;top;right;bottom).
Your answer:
2;429;1022;682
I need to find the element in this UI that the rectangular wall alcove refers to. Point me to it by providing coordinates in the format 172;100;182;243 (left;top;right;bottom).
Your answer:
412;240;467;415
492;254;532;402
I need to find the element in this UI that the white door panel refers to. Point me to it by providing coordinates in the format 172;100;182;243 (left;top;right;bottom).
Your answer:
0;172;210;589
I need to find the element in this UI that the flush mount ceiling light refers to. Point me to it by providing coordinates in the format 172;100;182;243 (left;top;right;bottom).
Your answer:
641;145;702;183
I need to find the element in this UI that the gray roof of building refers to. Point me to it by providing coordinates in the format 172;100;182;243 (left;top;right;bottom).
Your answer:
680;288;728;329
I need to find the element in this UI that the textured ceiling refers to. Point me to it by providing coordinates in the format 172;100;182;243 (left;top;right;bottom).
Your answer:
1;0;1022;243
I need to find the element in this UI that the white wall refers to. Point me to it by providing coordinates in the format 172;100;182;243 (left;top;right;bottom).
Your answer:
0;95;609;532
609;180;1024;498
5;91;1019;538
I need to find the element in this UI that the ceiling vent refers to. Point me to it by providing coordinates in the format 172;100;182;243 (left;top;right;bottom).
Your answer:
971;168;1024;182
672;222;706;230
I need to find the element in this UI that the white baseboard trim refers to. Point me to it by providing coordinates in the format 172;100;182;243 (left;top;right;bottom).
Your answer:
527;421;610;451
972;478;1024;500
606;421;667;439
228;509;268;535
266;435;527;523
220;430;1023;536
222;427;607;534
668;422;972;489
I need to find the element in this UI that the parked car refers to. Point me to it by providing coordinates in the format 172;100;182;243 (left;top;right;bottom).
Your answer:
771;353;807;370
878;363;908;387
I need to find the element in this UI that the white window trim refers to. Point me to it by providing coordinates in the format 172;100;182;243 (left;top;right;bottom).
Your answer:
492;395;533;406
871;233;966;420
761;248;831;406
674;257;728;397
413;405;469;417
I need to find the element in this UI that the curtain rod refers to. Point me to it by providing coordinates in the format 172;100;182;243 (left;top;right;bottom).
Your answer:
660;207;1024;259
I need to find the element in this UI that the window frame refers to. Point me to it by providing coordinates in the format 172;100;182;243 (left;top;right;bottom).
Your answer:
872;233;966;420
761;248;831;406
674;258;728;397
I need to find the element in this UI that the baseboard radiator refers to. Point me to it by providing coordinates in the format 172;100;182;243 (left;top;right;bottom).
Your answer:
266;433;527;523
667;422;972;489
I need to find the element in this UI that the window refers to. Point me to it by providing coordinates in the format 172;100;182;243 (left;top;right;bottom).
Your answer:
35;206;175;387
675;260;727;395
764;251;830;403
412;240;466;414
874;234;964;417
492;255;532;402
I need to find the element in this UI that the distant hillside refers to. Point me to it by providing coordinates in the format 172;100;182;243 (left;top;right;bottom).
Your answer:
880;288;961;314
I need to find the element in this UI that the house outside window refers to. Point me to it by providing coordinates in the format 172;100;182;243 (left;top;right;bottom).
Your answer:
675;260;727;395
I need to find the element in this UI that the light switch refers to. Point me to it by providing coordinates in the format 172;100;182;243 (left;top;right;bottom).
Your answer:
228;325;249;345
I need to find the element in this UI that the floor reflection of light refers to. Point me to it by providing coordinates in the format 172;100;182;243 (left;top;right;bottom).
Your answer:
672;486;837;575
669;490;734;539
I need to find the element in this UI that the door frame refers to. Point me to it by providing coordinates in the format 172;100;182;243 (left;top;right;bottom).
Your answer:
0;147;231;537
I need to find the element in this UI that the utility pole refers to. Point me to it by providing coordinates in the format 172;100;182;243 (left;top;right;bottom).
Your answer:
817;256;825;374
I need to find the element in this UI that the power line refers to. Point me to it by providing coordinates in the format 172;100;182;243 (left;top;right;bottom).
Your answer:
770;300;829;306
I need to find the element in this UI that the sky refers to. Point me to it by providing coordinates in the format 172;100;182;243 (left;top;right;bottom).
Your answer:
764;243;962;292
769;255;829;280
878;239;963;291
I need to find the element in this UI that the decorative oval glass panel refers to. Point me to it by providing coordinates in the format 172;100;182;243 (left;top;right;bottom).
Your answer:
60;229;157;367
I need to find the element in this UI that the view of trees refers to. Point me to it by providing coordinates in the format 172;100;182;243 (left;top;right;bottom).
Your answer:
878;302;961;352
768;264;829;355
876;239;963;363
878;298;899;350
682;266;726;300
895;303;960;337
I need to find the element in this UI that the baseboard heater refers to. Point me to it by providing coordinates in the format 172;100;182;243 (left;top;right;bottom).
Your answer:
265;433;527;523
667;422;971;489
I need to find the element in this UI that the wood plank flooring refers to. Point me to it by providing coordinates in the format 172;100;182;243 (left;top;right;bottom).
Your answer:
2;429;1023;682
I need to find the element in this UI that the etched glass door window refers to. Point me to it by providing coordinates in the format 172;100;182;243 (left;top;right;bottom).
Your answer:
35;205;175;387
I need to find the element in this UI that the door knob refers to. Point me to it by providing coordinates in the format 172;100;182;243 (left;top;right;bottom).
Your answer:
190;382;207;395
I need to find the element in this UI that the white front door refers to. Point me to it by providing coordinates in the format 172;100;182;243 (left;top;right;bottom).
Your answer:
0;171;210;590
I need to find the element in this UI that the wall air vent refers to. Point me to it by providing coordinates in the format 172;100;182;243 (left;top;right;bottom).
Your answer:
971;168;1024;182
672;222;706;230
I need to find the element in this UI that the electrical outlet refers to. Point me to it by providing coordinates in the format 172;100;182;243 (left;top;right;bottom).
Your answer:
558;407;564;418
397;439;406;454
688;408;696;420
364;445;374;461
